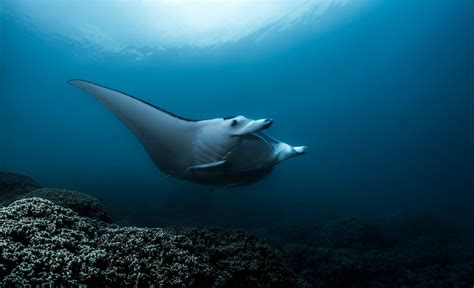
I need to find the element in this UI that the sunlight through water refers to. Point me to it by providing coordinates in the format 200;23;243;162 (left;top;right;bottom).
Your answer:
4;0;350;57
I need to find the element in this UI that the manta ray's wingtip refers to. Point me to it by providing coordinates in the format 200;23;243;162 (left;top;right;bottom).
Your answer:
68;79;87;86
68;79;102;91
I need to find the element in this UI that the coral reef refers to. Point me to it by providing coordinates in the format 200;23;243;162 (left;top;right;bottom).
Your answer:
0;198;302;287
18;188;113;223
0;171;112;222
175;227;307;287
255;217;393;251
257;217;474;288
1;172;473;287
0;171;42;205
282;241;474;288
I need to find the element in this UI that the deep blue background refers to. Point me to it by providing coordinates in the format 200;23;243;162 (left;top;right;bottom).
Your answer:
1;1;473;233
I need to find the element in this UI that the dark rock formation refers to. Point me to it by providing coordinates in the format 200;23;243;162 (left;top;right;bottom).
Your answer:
0;171;42;205
19;188;113;223
0;198;303;287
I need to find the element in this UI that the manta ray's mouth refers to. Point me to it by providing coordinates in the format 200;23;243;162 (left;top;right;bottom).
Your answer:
233;118;273;136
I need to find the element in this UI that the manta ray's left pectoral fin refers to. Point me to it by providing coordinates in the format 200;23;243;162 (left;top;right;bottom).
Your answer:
187;160;229;175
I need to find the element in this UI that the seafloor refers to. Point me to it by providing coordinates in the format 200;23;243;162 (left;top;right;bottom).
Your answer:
0;171;473;287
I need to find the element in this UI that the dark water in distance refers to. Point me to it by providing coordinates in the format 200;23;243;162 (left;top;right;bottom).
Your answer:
1;0;473;235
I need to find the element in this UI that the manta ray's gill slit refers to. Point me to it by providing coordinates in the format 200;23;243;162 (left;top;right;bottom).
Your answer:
196;137;226;161
192;139;217;164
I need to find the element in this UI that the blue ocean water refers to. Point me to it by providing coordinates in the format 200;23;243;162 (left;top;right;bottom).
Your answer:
1;0;473;237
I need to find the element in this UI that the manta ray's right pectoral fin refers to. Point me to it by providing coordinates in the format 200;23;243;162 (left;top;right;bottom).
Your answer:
188;160;228;172
187;160;230;177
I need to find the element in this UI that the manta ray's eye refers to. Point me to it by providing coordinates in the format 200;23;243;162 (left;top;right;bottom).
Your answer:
231;120;238;127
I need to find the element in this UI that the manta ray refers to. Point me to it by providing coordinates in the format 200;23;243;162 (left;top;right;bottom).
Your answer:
69;80;307;186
